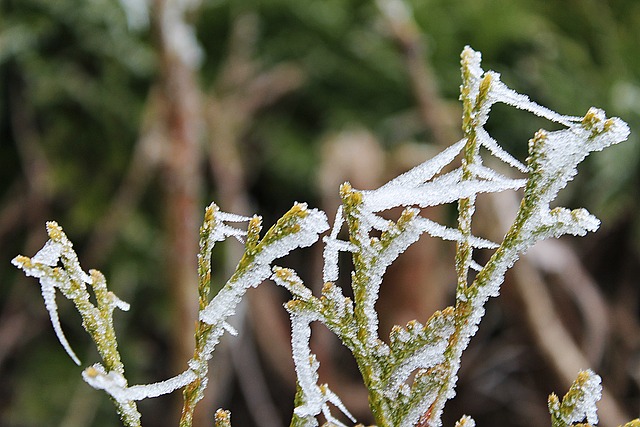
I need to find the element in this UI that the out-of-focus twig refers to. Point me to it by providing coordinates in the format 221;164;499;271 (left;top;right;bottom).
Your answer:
152;0;204;400
84;88;168;266
376;0;458;147
207;13;305;216
527;239;609;365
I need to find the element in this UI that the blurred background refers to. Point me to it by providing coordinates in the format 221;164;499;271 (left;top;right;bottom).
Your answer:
1;0;639;426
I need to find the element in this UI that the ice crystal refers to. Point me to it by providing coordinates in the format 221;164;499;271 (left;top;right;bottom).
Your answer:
548;370;602;427
14;46;631;427
288;309;355;427
83;363;198;402
12;222;126;367
455;416;476;427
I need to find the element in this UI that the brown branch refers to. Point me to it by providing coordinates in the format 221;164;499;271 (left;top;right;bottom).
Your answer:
152;0;203;397
527;239;610;365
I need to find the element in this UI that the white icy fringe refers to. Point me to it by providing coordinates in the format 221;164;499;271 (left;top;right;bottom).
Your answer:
12;223;129;366
83;364;198;402
455;416;476;427
290;310;355;427
568;371;602;426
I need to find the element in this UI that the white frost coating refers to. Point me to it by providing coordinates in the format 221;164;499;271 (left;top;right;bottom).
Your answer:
83;363;197;402
362;169;525;212
386;339;448;397
13;224;134;368
290;310;355;426
378;139;465;191
32;240;64;266
413;217;497;249
323;206;356;283
532;112;630;209
466;163;526;189
323;387;356;426
271;267;313;301
199;263;271;325
208;209;252;244
455;415;476;427
112;293;131;312
489;77;581;127
41;276;81;366
199;203;327;367
461;46;484;102
255;206;329;266
222;321;238;336
322;235;355;283
422;50;632;427
563;370;602;425
469;259;484;272
476;127;528;172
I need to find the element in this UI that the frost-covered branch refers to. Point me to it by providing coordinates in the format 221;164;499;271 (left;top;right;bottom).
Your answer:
14;202;329;427
180;202;328;426
14;46;633;427
281;46;629;427
12;222;140;426
425;47;630;427
548;370;602;427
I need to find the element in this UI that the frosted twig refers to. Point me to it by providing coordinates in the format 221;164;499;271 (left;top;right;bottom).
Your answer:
182;203;328;426
12;222;140;426
425;46;629;427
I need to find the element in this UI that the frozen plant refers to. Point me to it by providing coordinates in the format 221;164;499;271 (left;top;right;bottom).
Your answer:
12;47;637;427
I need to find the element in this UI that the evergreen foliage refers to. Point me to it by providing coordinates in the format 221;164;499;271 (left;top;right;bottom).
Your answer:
13;46;635;427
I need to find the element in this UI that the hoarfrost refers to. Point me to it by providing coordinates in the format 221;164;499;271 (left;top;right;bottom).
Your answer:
193;201;330;410
476;127;528;172
455;415;476;427
41;276;81;366
322;206;357;283
271;267;313;302
199;263;272;326
11;223;128;367
254;206;328;265
32;240;64;266
83;363;197;402
15;46;630;427
549;370;602;426
112;293;131;312
289;310;355;426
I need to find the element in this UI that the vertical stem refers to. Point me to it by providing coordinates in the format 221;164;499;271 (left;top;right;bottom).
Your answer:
339;184;393;427
427;50;493;426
